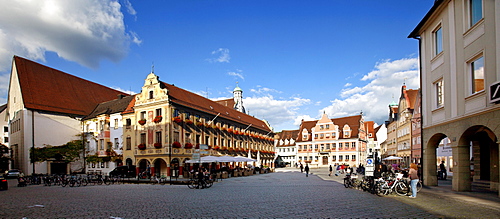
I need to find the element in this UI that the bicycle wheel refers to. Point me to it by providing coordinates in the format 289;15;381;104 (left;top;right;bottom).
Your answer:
205;179;213;188
343;178;350;188
187;180;196;189
394;181;409;196
81;179;88;186
375;183;385;196
104;179;111;185
159;178;166;185
417;181;422;192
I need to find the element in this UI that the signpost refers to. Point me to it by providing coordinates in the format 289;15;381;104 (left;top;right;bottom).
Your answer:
365;158;374;177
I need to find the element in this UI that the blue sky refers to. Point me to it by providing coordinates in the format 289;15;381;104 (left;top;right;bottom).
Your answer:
0;0;434;132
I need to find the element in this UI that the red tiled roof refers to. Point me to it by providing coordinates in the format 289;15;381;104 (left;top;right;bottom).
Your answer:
215;98;235;108
13;56;129;116
162;82;271;132
297;115;363;142
405;89;418;110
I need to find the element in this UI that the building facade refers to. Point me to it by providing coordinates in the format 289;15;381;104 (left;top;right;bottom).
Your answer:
275;130;299;167
122;72;274;177
296;113;368;167
6;56;127;175
409;0;499;195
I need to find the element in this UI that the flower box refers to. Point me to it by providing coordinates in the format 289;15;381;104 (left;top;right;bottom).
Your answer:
172;141;181;148
184;143;193;149
138;144;146;150
172;116;182;123
153;116;162;123
138;119;146;125
185;119;193;125
154;143;162;149
196;122;204;127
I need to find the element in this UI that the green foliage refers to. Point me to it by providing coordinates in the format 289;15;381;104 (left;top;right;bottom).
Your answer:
30;140;83;163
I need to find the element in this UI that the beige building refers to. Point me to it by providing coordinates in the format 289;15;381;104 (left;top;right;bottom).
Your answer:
396;85;418;167
295;113;368;167
122;72;274;177
409;0;499;195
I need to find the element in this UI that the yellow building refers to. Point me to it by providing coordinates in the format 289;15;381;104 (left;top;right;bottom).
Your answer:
122;72;274;177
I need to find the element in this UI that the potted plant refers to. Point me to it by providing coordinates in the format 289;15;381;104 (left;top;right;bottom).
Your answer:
138;143;146;150
184;143;193;149
185;119;193;125
153;115;162;123
138;119;146;125
154;143;162;149
172;141;182;148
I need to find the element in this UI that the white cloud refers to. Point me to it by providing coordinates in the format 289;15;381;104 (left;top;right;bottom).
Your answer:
122;0;136;16
111;86;137;95
208;48;230;63
344;83;352;87
0;0;137;71
320;58;419;124
249;85;282;95
244;95;311;130
228;69;244;80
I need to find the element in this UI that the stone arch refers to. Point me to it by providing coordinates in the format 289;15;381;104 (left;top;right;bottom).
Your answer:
423;132;448;186
456;125;498;192
137;159;151;176
152;158;167;177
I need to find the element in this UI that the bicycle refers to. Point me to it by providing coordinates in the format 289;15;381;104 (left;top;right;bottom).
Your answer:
343;173;360;189
374;173;409;196
152;175;167;185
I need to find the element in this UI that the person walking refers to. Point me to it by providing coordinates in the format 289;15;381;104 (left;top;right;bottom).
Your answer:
329;165;333;176
439;161;447;180
305;164;310;177
300;163;304;173
408;163;419;198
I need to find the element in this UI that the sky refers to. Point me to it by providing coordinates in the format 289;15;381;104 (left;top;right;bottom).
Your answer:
0;0;434;132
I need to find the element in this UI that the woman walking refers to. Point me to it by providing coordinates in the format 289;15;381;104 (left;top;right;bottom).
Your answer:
408;163;419;198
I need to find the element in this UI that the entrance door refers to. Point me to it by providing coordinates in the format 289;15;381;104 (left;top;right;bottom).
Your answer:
50;162;67;175
322;156;328;165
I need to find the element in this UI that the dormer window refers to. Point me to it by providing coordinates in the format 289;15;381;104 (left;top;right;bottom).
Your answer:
149;91;154;99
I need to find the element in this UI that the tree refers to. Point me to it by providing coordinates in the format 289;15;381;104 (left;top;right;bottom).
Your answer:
30;140;83;163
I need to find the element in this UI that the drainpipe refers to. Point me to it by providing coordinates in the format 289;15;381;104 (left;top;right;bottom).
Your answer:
31;110;35;174
411;35;424;183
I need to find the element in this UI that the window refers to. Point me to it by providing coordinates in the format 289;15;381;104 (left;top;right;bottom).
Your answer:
4;137;8;143
326;144;330;150
345;155;350;160
114;138;119;149
320;133;324;138
155;131;162;144
3;126;7;132
319;125;324;130
435;79;444;108
99;139;104;150
351;142;356;148
332;143;336;149
332;155;336;161
149;90;154;99
125;119;131;129
140;111;146;120
339;143;343;149
126;137;131;150
156;108;162;117
326;124;330;129
114;119;119;129
339;155;343;160
470;56;484;94
470;0;483;26
433;26;443;55
140;133;146;144
352;155;356;160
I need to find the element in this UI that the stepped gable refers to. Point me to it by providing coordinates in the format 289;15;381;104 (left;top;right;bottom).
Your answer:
13;56;128;116
84;95;135;120
297;115;363;142
162;82;271;132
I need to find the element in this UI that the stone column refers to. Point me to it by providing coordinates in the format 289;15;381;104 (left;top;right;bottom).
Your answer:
452;143;471;192
423;143;438;186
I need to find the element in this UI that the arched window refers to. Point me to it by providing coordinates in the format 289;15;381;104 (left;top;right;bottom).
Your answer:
149;90;154;99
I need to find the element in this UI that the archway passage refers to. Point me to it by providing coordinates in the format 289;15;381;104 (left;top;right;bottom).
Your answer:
153;158;167;177
464;126;499;192
424;133;448;187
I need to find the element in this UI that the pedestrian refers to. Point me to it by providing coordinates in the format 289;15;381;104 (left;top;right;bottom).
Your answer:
439;161;447;180
329;165;333;176
300;163;303;173
408;163;419;198
305;164;309;177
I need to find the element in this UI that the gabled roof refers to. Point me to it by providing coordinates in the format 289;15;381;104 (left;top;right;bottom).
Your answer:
12;56;128;116
162;82;271;132
276;130;299;142
296;115;363;142
0;104;6;113
84;95;135;120
408;0;444;38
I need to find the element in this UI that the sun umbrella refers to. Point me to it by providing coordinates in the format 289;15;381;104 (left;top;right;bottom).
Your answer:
382;156;403;160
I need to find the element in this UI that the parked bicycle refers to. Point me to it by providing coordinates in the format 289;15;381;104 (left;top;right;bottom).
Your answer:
374;173;409;196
